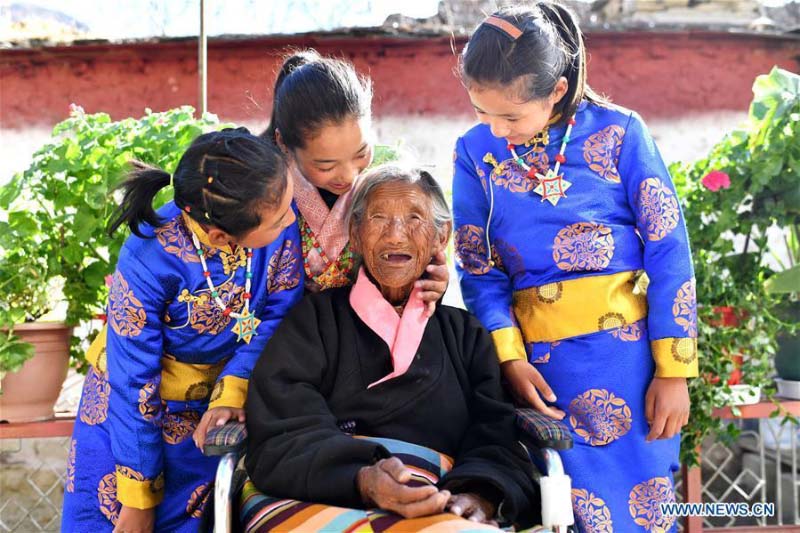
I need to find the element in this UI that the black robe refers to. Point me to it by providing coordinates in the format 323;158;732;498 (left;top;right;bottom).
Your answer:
245;286;539;527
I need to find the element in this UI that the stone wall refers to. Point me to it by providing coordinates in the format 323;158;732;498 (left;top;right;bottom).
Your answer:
1;31;798;130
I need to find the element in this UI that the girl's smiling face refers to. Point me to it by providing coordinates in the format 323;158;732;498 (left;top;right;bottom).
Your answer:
467;77;568;144
285;116;374;195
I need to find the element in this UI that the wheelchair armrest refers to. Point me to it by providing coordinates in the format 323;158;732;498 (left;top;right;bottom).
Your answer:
202;421;248;457
515;408;573;451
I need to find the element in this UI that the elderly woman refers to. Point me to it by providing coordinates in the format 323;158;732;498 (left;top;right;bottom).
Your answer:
244;165;539;532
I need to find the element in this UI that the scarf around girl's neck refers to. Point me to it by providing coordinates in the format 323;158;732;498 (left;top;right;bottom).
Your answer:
349;267;429;389
291;165;352;277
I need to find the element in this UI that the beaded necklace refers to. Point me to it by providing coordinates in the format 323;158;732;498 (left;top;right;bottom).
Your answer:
508;116;576;206
299;216;356;290
190;232;260;344
300;219;333;268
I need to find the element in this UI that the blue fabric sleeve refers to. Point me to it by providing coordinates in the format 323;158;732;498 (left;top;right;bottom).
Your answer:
453;137;526;363
618;112;698;377
106;248;168;507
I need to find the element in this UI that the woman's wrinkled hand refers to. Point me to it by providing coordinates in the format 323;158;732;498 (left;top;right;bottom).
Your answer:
193;406;245;449
501;359;565;420
446;492;498;526
645;377;690;441
416;250;449;318
357;457;450;518
114;505;155;533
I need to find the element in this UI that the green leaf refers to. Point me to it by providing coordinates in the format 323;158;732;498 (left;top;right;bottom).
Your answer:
0;333;36;374
0;174;25;208
371;144;401;167
82;260;111;289
765;265;800;294
7;211;38;235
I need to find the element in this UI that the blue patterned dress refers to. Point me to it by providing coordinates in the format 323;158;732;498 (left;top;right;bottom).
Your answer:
453;101;698;533
62;202;303;532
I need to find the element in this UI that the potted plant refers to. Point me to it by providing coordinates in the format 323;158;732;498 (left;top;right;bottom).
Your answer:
0;105;225;421
671;67;799;465
0;253;71;422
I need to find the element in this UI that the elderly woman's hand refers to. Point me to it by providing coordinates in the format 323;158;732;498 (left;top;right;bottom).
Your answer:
415;250;449;318
357;457;451;518
446;493;498;526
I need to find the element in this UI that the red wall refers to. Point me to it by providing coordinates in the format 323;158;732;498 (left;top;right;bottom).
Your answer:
1;31;798;128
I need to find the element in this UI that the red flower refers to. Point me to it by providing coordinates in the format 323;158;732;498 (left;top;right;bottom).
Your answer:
701;170;731;192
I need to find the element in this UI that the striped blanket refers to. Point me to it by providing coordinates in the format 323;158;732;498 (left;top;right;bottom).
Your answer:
240;436;504;532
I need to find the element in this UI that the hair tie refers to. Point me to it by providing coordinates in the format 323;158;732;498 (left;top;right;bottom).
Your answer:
482;15;523;40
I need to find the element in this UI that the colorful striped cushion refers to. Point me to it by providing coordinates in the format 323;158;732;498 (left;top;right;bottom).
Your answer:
240;436;503;532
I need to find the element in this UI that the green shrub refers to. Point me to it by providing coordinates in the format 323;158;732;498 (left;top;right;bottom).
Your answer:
672;67;799;465
0;106;227;373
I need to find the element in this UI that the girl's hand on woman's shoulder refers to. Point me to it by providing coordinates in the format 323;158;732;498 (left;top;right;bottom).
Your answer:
416;250;449;318
645;377;690;441
193;406;246;449
501;360;566;420
114;505;155;533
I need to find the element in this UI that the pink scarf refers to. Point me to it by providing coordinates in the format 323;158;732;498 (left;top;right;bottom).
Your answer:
349;267;430;388
291;165;352;275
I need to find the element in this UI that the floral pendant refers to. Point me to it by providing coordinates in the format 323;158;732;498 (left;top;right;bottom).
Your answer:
533;168;572;206
232;310;261;344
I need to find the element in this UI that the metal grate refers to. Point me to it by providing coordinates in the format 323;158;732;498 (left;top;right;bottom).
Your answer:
0;371;84;532
0;437;71;532
701;419;799;529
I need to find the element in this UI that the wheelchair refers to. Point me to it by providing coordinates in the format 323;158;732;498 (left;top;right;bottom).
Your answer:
203;409;575;533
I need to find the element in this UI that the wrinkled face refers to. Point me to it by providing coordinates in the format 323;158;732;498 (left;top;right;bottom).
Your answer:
233;179;296;249
352;182;446;296
467;79;567;145
291;116;374;195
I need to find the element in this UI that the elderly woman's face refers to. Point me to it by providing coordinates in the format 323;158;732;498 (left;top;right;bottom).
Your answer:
355;182;445;296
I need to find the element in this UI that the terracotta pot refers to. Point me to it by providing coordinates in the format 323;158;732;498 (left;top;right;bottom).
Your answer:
0;322;72;423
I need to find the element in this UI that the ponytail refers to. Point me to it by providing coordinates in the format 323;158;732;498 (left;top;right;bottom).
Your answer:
108;128;288;240
537;2;605;121
107;161;171;238
264;49;372;150
263;50;318;143
460;1;609;126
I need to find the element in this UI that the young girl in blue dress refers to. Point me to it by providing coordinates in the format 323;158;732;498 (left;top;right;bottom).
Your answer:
62;128;303;532
452;3;697;531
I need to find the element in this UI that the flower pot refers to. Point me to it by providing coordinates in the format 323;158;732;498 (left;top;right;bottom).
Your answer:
773;302;800;381
716;384;761;406
774;378;800;400
775;334;800;381
0;322;72;423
